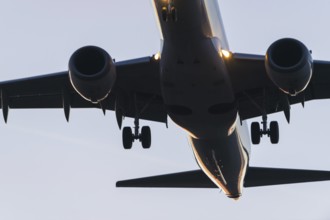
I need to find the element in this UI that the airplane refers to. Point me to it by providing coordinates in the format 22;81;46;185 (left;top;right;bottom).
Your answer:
2;0;330;201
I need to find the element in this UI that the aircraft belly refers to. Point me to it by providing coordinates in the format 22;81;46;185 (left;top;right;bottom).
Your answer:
155;0;236;139
161;37;236;139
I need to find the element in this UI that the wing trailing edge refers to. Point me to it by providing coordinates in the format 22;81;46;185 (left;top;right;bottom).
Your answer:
116;167;330;188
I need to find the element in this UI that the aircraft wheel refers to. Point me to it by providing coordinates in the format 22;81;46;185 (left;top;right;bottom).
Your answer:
269;121;279;144
141;126;151;149
251;122;261;145
123;127;133;149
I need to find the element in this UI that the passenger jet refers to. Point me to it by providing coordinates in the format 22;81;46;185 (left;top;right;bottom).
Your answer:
2;0;330;200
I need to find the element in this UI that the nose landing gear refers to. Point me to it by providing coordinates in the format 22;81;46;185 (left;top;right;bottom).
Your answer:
161;1;177;22
251;115;279;145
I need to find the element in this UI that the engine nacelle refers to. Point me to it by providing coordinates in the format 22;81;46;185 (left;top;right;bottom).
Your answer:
265;38;313;96
69;46;116;103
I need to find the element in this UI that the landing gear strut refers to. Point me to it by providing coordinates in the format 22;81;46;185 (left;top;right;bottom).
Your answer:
122;117;151;150
122;94;153;150
161;1;177;22
251;115;279;145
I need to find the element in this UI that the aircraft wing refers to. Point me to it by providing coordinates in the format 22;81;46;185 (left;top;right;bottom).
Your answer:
116;167;330;188
227;53;330;120
0;56;167;124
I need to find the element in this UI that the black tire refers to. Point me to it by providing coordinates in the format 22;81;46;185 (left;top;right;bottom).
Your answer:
269;121;279;144
141;126;151;149
251;122;261;145
122;127;133;149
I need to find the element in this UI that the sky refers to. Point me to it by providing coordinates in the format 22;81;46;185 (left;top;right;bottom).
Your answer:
1;0;330;219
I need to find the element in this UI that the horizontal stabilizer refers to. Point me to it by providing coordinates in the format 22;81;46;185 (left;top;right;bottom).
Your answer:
116;167;330;188
244;167;330;187
116;170;217;188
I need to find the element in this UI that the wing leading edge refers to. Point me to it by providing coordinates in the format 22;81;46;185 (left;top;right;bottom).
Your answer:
0;56;167;124
227;53;330;121
116;167;330;188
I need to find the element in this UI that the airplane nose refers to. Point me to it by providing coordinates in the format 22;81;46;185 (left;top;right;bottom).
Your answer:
227;193;241;201
189;134;248;200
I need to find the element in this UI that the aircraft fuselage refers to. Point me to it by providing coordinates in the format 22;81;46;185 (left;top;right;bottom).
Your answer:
152;0;250;199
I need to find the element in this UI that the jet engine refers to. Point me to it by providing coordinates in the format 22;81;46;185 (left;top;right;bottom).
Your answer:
265;38;313;96
69;46;116;103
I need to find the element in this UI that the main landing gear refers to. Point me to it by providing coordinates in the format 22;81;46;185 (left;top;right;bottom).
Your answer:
122;118;151;150
251;115;279;145
121;93;156;150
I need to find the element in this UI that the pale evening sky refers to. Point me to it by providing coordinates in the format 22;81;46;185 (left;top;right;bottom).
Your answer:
0;0;330;219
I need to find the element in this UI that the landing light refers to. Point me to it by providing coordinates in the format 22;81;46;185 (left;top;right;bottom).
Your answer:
154;52;161;61
221;50;231;59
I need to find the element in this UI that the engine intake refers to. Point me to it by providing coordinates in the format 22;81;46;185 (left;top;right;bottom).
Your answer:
69;46;116;103
265;38;313;96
